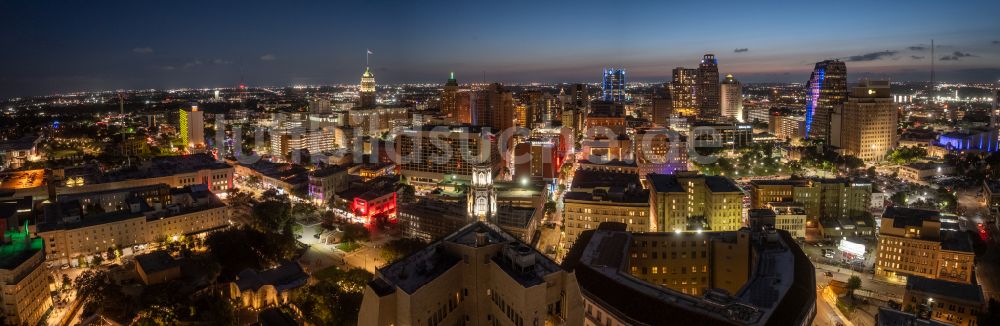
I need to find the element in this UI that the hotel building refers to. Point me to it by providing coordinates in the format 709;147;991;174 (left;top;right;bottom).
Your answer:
647;172;744;233
875;207;975;284
563;170;649;246
38;184;228;264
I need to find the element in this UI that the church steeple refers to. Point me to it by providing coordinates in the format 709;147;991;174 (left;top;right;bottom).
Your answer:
467;131;496;222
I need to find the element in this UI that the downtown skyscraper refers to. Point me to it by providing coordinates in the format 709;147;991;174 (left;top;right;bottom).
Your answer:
696;54;721;120
804;60;847;141
359;66;376;108
720;74;743;122
601;68;626;103
670;67;698;116
834;79;897;162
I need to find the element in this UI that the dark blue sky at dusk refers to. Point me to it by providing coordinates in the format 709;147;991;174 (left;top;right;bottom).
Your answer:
1;0;999;97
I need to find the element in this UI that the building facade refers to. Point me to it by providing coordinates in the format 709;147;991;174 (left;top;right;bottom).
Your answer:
836;80;897;161
804;60;847;141
875;207;975;284
696;54;721;120
720;74;743;122
647;172;744;233
179;105;205;150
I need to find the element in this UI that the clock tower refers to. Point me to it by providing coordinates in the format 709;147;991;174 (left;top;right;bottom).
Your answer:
467;161;496;222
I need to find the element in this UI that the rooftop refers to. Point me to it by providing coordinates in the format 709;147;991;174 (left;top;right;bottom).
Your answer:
883;207;941;229
0;223;43;270
0;169;45;190
906;275;984;304
135;251;179;274
310;164;351;178
234;261;309;292
372;222;562;295
64;154;231;185
0;135;40;152
876;308;949;326
563;223;815;326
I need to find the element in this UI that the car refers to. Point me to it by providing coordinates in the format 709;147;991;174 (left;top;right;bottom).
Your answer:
60;264;70;270
824;271;834;277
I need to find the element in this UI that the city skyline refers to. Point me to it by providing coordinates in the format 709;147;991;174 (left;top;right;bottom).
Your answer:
2;0;1000;97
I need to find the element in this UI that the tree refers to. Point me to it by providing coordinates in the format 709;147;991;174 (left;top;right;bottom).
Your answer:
846;275;862;299
61;274;72;290
106;246;118;261
890;192;907;206
887;146;927;164
251;190;293;234
340;223;370;243
379;238;427;263
291;278;365;325
841;155;865;171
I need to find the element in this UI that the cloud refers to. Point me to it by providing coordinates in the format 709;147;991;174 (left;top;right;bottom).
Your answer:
132;47;154;54
907;46;925;51
158;65;176;71
844;50;897;62
940;51;976;61
260;54;276;61
910;55;925;60
733;48;749;53
993;41;1000;45
182;60;203;69
211;58;232;65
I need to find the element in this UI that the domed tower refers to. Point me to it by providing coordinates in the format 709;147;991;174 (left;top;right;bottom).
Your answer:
467;160;496;222
359;66;376;108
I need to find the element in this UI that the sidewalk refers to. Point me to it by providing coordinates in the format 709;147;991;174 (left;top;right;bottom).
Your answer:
822;287;855;326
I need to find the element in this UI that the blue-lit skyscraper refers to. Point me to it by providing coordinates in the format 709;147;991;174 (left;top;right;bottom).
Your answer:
601;68;626;103
804;60;847;141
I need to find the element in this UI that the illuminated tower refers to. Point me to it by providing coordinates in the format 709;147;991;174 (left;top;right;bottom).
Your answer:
359;66;376;108
720;74;743;122
467;159;496;221
696;54;721;120
840;80;896;161
670;67;698;116
441;72;460;119
179;104;204;149
804;60;847;141
601;68;626;103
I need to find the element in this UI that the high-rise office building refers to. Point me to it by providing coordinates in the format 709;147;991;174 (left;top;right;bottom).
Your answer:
359;66;376;108
651;84;673;126
568;83;589;108
670;67;699;116
804;60;847;141
471;83;516;132
836;80;897;161
179;104;205;149
720;74;743;122
696;54;721;120
601;68;626;103
441;72;471;123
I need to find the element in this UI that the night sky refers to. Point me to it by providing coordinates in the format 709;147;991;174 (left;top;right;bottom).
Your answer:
1;0;999;97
